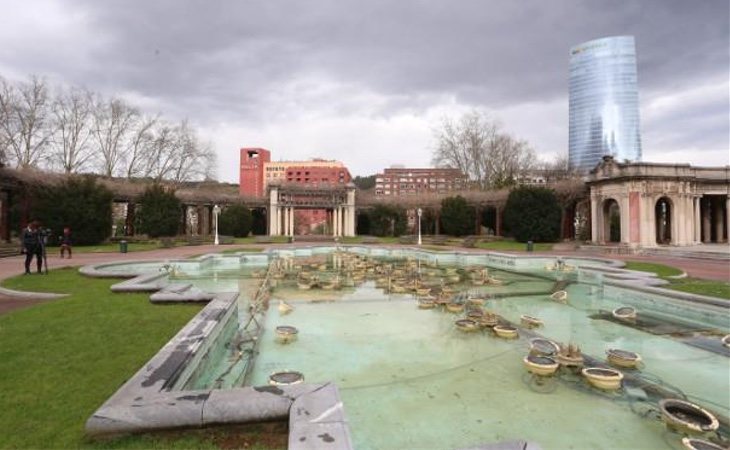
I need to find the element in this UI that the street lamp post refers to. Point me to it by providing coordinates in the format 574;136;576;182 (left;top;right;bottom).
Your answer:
213;204;221;245
417;207;422;246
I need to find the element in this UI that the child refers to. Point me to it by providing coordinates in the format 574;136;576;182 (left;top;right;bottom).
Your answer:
60;227;72;259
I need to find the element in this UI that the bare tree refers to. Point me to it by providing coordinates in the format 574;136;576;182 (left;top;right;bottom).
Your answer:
123;114;158;178
92;96;138;176
142;119;216;183
142;119;178;180
0;75;52;168
169;121;216;182
541;153;579;182
432;111;535;189
0;77;16;166
51;86;95;173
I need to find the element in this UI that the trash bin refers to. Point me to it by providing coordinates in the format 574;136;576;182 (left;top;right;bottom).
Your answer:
119;240;128;253
527;240;534;252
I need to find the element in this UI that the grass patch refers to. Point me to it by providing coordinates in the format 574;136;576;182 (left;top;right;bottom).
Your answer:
475;239;553;252
221;246;265;254
623;261;684;278
623;261;730;300
667;278;730;299
0;267;250;449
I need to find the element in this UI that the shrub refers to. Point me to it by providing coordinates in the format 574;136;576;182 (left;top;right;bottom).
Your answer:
503;186;561;242
369;204;407;237
218;204;252;237
356;210;371;235
440;196;475;236
29;176;113;245
137;184;181;238
251;208;267;235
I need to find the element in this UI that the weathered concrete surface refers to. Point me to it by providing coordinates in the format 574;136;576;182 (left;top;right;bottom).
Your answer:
86;390;210;435
289;383;353;450
86;293;239;435
202;384;321;426
150;284;215;303
0;285;68;299
458;441;543;450
109;272;168;292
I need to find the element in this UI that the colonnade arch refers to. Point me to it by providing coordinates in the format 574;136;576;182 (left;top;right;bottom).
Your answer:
655;197;672;245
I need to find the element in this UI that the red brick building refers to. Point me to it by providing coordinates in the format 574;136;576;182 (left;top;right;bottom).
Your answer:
374;167;467;196
239;148;270;196
238;149;352;234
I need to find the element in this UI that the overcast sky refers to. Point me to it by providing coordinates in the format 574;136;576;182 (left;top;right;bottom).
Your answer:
0;0;727;182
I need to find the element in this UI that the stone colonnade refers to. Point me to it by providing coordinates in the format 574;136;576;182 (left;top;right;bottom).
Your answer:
268;186;356;237
587;158;730;247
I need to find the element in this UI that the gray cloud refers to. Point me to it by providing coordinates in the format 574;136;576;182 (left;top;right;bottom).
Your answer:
0;0;727;179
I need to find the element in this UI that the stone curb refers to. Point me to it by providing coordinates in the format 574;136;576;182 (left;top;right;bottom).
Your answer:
0;285;69;299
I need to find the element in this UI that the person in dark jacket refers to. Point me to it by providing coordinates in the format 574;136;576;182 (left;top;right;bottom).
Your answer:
21;221;43;274
59;227;72;259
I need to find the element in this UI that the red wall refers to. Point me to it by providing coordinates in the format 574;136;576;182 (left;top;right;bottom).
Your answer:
239;148;270;197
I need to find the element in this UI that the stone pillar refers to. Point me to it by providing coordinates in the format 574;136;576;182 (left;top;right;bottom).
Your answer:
345;189;356;237
693;197;701;243
715;197;726;243
620;195;630;244
289;207;295;236
590;197;599;244
670;196;680;246
333;207;340;237
268;188;279;236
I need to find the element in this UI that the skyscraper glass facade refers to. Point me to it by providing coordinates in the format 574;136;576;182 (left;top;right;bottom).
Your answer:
569;36;642;172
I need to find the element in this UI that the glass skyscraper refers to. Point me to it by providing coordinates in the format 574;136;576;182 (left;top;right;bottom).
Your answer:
569;36;642;172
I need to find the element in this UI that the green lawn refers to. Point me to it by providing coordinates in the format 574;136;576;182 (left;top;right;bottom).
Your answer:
623;261;730;300
220;246;265;254
475;239;554;252
0;268;283;449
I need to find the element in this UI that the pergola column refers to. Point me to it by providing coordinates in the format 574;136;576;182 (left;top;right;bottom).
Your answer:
345;189;356;237
333;207;340;237
590;196;599;243
693;197;701;243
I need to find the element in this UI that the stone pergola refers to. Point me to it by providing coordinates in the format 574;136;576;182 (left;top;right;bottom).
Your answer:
267;183;356;237
587;156;730;247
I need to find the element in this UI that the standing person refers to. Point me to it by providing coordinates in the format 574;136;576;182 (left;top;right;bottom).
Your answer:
59;227;72;259
20;221;42;274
